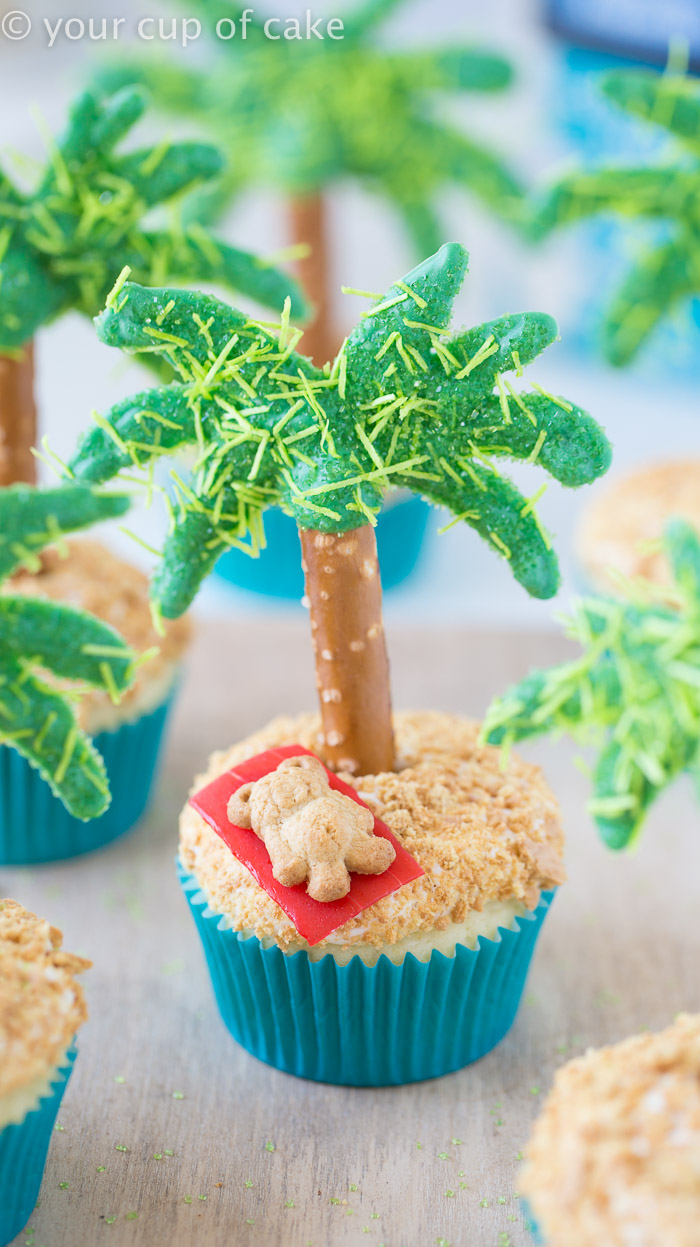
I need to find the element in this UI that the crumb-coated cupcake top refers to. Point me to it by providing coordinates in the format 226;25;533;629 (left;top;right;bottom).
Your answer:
0;900;90;1098
179;710;565;951
578;461;700;593
521;1013;700;1247
8;538;191;731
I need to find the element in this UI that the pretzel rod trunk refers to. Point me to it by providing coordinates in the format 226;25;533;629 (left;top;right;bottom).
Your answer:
288;192;336;367
300;525;395;776
0;344;37;486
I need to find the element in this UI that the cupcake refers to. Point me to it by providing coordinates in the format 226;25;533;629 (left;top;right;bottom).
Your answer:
179;710;565;1086
0;899;90;1247
520;1013;700;1246
577;461;700;595
1;538;190;864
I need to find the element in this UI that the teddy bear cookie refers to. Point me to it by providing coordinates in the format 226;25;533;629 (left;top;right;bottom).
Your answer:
227;754;396;902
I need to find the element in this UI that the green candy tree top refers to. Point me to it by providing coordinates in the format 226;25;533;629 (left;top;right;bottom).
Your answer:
484;520;700;848
532;68;700;365
0;86;307;352
0;484;137;819
68;242;611;618
98;0;523;250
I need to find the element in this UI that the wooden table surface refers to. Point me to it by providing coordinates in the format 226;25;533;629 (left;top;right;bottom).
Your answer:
4;617;699;1247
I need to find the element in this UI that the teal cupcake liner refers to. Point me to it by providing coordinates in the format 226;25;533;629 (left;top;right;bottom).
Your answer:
521;1199;544;1244
0;694;174;866
214;496;431;599
179;862;555;1086
0;1049;76;1247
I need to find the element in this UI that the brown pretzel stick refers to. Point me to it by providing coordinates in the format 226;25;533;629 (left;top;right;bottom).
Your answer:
0;344;37;487
301;525;395;775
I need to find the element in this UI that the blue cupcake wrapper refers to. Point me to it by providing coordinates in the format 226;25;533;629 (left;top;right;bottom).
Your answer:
179;861;554;1086
0;1049;76;1247
0;694;174;866
214;496;431;599
521;1199;545;1244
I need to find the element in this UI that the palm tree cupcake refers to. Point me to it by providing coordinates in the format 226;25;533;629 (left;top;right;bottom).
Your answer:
0;484;142;863
68;241;611;1084
0;899;90;1247
520;1013;700;1246
99;0;522;363
0;87;306;857
485;520;700;849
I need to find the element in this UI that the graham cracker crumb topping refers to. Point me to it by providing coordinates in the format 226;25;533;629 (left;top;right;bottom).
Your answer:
0;899;90;1098
179;711;565;950
521;1013;700;1247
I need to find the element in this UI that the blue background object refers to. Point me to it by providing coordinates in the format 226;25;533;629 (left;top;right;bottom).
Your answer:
214;496;432;599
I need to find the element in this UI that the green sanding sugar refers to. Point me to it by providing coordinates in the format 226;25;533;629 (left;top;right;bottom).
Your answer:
532;68;700;366
69;243;610;623
0;88;307;355
0;484;135;819
484;522;700;846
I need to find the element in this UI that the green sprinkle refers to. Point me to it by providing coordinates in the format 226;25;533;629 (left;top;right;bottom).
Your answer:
97;1165;106;1173
163;1149;174;1157
480;1199;489;1208
115;1144;129;1152
265;1141;275;1152
172;1090;185;1099
284;1200;294;1208
244;1179;253;1188
54;1123;64;1132
113;1075;126;1084
105;1216;116;1225
125;1212;138;1221
184;1196;193;1205
444;1189;455;1198
59;1182;69;1190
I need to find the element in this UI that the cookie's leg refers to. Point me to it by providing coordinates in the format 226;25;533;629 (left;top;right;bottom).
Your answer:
307;860;351;903
346;830;396;875
265;829;308;888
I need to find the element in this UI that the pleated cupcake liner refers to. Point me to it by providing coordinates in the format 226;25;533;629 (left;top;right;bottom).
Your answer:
214;496;431;598
0;1050;76;1247
179;861;555;1087
0;694;174;866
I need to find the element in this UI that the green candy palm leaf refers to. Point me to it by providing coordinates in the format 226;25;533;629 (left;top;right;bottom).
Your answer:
0;86;307;350
0;484;136;818
532;68;700;365
484;520;700;847
69;242;610;613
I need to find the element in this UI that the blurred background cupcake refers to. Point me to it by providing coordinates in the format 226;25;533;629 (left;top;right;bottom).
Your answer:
3;538;190;863
577;460;700;595
0;899;90;1247
520;1011;700;1246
